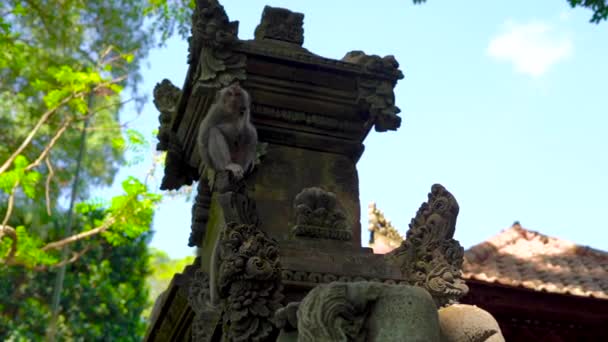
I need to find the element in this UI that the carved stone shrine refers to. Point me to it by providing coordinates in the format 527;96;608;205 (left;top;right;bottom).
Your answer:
145;1;504;341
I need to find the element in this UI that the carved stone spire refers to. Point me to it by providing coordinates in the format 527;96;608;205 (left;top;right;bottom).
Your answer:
387;184;469;307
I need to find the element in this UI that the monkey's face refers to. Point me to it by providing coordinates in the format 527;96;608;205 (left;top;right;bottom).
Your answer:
222;84;249;119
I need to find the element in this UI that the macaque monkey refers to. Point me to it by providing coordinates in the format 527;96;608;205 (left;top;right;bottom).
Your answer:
197;82;257;179
196;83;257;307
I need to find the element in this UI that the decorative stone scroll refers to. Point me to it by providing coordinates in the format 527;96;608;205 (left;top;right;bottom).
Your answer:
254;6;305;46
189;0;246;91
342;51;404;132
292;187;351;241
387;184;469;307
152;79;181;151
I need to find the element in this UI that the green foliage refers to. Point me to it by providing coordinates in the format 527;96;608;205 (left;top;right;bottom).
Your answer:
568;0;608;23
143;249;195;320
0;156;41;199
0;209;153;340
0;0;193;339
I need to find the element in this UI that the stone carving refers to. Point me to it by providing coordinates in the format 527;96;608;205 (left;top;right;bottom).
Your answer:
160;134;197;191
152;79;181;151
189;0;246;90
215;171;260;227
216;222;284;342
188;269;222;342
254;6;305;46
189;179;212;247
281;269;408;286
276;282;441;342
251;104;360;133
387;184;469;307
292;187;351;241
342;51;404;132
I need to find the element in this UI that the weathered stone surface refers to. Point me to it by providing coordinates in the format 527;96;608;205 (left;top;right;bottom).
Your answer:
285;281;441;342
438;304;505;342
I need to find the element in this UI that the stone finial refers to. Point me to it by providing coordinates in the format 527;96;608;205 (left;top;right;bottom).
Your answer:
292;187;351;241
152;79;181;151
387;184;469;307
254;6;305;46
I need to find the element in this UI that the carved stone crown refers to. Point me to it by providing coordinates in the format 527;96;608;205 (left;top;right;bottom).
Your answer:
254;6;305;46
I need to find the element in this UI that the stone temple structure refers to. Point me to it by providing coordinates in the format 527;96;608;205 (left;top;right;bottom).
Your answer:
145;1;504;341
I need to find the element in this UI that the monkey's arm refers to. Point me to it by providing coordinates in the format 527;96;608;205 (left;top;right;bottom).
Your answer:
208;126;232;171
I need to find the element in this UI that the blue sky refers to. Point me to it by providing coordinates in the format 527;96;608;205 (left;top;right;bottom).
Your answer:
96;0;608;259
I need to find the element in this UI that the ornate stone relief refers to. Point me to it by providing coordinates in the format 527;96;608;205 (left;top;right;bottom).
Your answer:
212;171;284;341
189;0;246;91
216;222;284;341
254;6;305;46
342;50;404;132
251;104;360;134
292;187;351;241
152;79;181;151
281;269;407;286
188;269;222;342
387;184;469;307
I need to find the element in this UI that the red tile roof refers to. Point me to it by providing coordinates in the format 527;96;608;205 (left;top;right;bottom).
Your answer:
367;204;608;299
463;223;608;299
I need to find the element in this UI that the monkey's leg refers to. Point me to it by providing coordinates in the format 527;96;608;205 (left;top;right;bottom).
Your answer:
208;127;231;169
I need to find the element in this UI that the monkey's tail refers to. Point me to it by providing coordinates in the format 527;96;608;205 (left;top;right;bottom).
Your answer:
188;178;212;247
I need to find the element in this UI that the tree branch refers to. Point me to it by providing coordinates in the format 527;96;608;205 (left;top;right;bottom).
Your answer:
41;217;116;251
44;156;54;215
0;94;77;175
25;117;73;172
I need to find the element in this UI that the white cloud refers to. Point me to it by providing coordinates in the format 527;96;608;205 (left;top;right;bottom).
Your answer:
487;21;573;77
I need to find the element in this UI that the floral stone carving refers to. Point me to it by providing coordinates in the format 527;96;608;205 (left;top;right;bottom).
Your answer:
342;51;404;132
216;222;284;341
189;0;246;91
387;184;469;307
292;187;351;241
